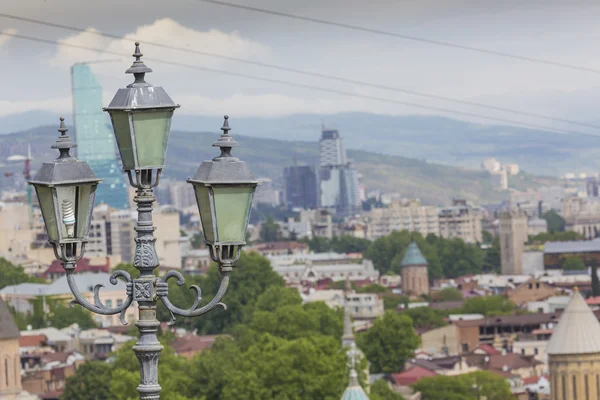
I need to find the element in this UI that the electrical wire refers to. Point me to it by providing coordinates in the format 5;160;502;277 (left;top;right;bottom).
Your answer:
1;12;599;130
1;30;599;139
192;0;600;75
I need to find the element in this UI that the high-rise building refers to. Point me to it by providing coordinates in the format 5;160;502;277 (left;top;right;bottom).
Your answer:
283;165;318;209
438;199;483;243
317;128;361;217
72;64;129;209
366;199;440;239
320;129;347;167
499;210;528;275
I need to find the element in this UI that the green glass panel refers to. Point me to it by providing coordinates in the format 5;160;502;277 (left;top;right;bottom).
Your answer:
109;112;135;170
213;186;253;243
75;184;96;238
132;111;171;168
35;186;59;241
194;185;214;242
56;186;77;240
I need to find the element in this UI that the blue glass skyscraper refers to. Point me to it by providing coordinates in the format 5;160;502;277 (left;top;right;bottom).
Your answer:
71;64;129;209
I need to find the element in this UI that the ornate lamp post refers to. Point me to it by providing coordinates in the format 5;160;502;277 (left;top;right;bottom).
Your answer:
31;43;257;400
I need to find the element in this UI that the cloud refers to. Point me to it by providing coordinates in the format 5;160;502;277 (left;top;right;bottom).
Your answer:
50;18;269;70
0;96;71;117
0;28;17;48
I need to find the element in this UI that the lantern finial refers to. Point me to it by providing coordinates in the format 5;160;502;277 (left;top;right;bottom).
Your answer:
213;115;239;160
126;42;152;86
51;117;77;159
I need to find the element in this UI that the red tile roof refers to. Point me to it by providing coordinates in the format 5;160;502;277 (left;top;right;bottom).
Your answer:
475;344;500;355
523;375;544;385
587;296;600;305
43;257;109;278
19;334;47;348
170;335;219;354
390;366;437;386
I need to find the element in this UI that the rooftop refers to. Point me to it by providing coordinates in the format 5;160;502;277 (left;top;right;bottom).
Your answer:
0;272;128;297
547;290;600;355
544;239;600;254
400;242;427;267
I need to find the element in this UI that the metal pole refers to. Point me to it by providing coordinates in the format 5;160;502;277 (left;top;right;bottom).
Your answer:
130;172;162;399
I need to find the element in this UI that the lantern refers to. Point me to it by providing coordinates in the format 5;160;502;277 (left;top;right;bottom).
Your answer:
29;118;101;260
103;43;179;171
188;116;258;265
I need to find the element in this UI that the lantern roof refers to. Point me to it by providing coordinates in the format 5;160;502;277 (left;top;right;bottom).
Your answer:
103;42;179;112
29;118;101;186
188;116;258;186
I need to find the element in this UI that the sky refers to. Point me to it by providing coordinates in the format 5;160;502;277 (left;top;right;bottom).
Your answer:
2;0;600;133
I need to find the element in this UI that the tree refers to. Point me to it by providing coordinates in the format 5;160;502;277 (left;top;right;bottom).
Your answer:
528;231;583;244
259;217;282;242
190;232;204;249
0;257;46;290
49;303;97;329
461;295;515;316
542;209;565;233
61;361;112;400
356;311;420;373
192;252;285;334
434;287;464;302
561;255;586;271
254;286;302;313
370;379;406;400
220;334;347;400
592;262;600;297
482;237;501;273
382;294;409;310
356;283;389;294
412;371;513;400
403;307;447;330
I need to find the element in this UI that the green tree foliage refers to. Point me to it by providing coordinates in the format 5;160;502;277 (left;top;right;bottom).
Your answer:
254;286;303;313
482;237;501;273
370;379;406;400
356;311;420;373
542;209;565;233
382;294;410;310
561;255;586;271
355;283;389;294
192;252;285;334
412;371;512;400
365;231;491;280
49;303;97;329
433;287;464;302
61;361;113;400
403;307;447;330
259;216;283;242
190;232;205;249
528;231;583;244
0;257;46;290
461;295;515;316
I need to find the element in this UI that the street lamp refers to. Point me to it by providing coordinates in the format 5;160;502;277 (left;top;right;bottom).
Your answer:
31;43;256;400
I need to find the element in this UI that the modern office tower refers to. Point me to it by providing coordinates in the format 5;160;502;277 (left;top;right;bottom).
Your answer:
318;128;360;218
71;63;128;209
283;165;318;210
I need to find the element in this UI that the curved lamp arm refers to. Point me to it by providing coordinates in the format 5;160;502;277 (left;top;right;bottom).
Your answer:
156;269;230;325
65;267;134;325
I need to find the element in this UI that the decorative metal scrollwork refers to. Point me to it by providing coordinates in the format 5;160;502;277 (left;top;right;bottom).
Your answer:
156;270;230;325
65;268;134;325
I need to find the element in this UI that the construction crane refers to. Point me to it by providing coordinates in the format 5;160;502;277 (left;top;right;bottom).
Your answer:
6;144;33;228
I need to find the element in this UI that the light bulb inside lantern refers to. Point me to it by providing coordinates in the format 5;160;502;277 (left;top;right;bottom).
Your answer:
62;199;76;237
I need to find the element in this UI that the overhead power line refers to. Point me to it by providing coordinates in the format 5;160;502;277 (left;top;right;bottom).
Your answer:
1;30;599;139
192;0;600;75
1;13;599;131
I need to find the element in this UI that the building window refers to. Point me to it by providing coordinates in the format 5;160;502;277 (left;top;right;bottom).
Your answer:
573;375;577;399
521;349;525;355
106;299;112;308
534;348;539;355
5;358;8;387
462;343;468;353
562;375;566;400
117;299;123;307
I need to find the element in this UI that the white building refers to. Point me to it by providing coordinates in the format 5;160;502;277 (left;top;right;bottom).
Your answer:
438;200;483;243
272;259;378;284
366;199;439;239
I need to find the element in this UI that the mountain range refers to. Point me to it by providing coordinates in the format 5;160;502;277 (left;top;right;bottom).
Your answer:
1;111;598;177
0;122;560;205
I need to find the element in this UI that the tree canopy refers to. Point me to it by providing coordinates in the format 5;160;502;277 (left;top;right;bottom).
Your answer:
259;216;283;242
403;307;447;330
356;311;420;373
542;209;565;233
561;255;586;271
433;287;464;302
412;371;513;400
303;235;371;254
460;295;515;316
528;231;583;244
0;257;45;290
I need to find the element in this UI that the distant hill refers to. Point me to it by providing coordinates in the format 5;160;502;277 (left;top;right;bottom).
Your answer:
2;111;597;176
0;125;560;205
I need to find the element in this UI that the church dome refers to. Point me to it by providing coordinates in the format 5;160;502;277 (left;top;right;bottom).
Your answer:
400;241;427;267
341;370;369;400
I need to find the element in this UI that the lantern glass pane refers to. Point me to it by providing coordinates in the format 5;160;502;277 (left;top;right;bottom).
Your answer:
132;111;171;168
56;186;77;240
75;184;96;238
109;112;136;170
213;186;253;243
35;185;59;241
194;185;214;243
